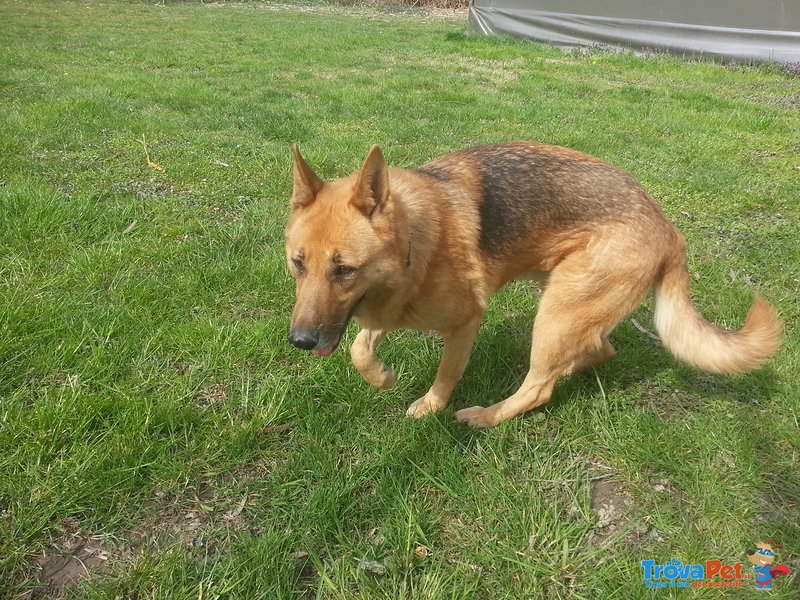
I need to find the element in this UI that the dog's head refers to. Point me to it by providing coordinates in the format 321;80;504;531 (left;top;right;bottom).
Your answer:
284;145;407;356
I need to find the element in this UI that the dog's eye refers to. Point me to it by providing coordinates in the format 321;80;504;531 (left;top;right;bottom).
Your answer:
291;258;304;273
334;265;356;278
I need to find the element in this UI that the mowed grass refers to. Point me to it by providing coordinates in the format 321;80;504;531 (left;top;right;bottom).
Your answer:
1;1;798;598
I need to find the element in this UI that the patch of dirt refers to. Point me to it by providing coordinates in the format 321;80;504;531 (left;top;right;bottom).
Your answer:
588;479;627;544
194;383;230;408
642;384;699;421
127;481;249;551
32;539;111;598
24;481;252;597
112;178;174;200
588;479;639;547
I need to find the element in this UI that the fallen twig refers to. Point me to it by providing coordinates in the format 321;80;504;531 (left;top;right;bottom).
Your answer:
260;421;297;434
630;318;660;342
122;220;137;235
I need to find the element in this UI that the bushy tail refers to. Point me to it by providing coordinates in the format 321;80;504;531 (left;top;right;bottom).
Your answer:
653;257;781;374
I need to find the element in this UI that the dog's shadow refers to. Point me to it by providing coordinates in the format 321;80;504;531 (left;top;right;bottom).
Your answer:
400;306;782;428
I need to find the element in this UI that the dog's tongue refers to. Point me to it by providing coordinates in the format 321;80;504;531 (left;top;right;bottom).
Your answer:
312;344;336;357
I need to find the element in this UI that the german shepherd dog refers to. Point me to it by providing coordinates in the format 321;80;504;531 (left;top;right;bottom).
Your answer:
285;142;780;428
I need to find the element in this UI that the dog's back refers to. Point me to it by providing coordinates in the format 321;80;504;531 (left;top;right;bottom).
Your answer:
417;143;667;245
414;142;675;282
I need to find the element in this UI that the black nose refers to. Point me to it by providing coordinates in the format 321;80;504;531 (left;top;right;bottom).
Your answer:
288;329;319;351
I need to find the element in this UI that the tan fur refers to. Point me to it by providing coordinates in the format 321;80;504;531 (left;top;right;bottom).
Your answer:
285;143;781;428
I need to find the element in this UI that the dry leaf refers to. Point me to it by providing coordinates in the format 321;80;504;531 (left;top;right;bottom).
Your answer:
414;544;430;559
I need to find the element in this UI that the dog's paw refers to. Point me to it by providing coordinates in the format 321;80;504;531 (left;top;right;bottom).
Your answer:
406;395;445;418
375;366;397;389
363;366;397;389
455;406;496;428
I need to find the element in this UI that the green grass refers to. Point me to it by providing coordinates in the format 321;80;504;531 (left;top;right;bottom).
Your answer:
1;1;798;598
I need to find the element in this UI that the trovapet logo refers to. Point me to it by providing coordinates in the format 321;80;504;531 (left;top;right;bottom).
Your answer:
641;540;791;590
640;558;747;589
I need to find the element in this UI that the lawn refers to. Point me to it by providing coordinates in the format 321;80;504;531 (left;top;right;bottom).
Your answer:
0;1;798;598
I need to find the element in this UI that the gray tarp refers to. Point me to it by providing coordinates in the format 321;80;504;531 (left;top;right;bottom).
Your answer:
468;0;800;64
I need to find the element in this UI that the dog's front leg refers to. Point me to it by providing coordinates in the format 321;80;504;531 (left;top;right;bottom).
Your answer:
407;317;482;418
351;329;396;389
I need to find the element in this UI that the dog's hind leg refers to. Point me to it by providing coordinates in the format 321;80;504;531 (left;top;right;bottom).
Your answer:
407;316;483;418
565;336;616;375
456;248;654;428
351;329;396;389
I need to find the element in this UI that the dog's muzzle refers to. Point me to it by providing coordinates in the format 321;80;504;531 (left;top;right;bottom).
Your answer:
288;328;341;357
288;294;365;357
288;328;319;351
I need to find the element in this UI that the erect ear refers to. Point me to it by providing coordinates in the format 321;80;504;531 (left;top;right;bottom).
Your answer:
352;144;390;218
291;144;324;210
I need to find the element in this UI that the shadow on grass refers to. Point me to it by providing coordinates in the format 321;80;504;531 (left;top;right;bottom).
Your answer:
393;310;784;437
